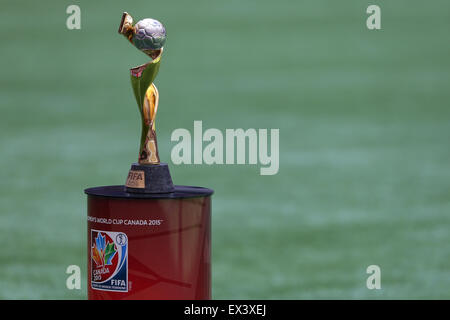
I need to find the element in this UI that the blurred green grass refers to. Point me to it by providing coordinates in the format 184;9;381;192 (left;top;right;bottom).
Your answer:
0;0;449;299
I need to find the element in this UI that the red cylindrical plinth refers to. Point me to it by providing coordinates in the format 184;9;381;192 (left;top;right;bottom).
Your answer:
85;185;213;300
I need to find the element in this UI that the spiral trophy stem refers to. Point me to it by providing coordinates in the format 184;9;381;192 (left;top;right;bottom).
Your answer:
119;12;174;193
131;67;161;165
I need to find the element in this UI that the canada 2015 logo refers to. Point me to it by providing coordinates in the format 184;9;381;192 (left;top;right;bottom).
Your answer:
91;230;128;292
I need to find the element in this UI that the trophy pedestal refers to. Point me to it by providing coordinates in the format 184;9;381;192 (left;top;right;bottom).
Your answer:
85;185;213;300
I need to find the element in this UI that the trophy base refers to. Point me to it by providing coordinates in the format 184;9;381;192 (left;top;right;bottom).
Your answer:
125;162;174;193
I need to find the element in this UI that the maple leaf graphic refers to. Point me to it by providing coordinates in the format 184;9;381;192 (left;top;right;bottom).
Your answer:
92;233;117;267
104;242;117;266
92;246;103;267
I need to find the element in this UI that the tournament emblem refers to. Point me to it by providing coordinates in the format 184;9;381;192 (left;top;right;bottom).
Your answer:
91;230;128;292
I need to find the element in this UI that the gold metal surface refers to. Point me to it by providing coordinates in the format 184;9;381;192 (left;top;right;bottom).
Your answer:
118;12;134;42
125;170;145;188
139;83;160;164
119;12;165;165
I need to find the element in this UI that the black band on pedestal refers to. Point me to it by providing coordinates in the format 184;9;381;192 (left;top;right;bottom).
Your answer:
85;185;213;199
125;162;175;193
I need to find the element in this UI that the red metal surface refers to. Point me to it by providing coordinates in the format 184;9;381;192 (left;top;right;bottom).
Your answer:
87;195;211;300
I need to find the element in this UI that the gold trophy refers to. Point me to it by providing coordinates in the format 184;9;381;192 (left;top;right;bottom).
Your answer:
118;12;174;193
